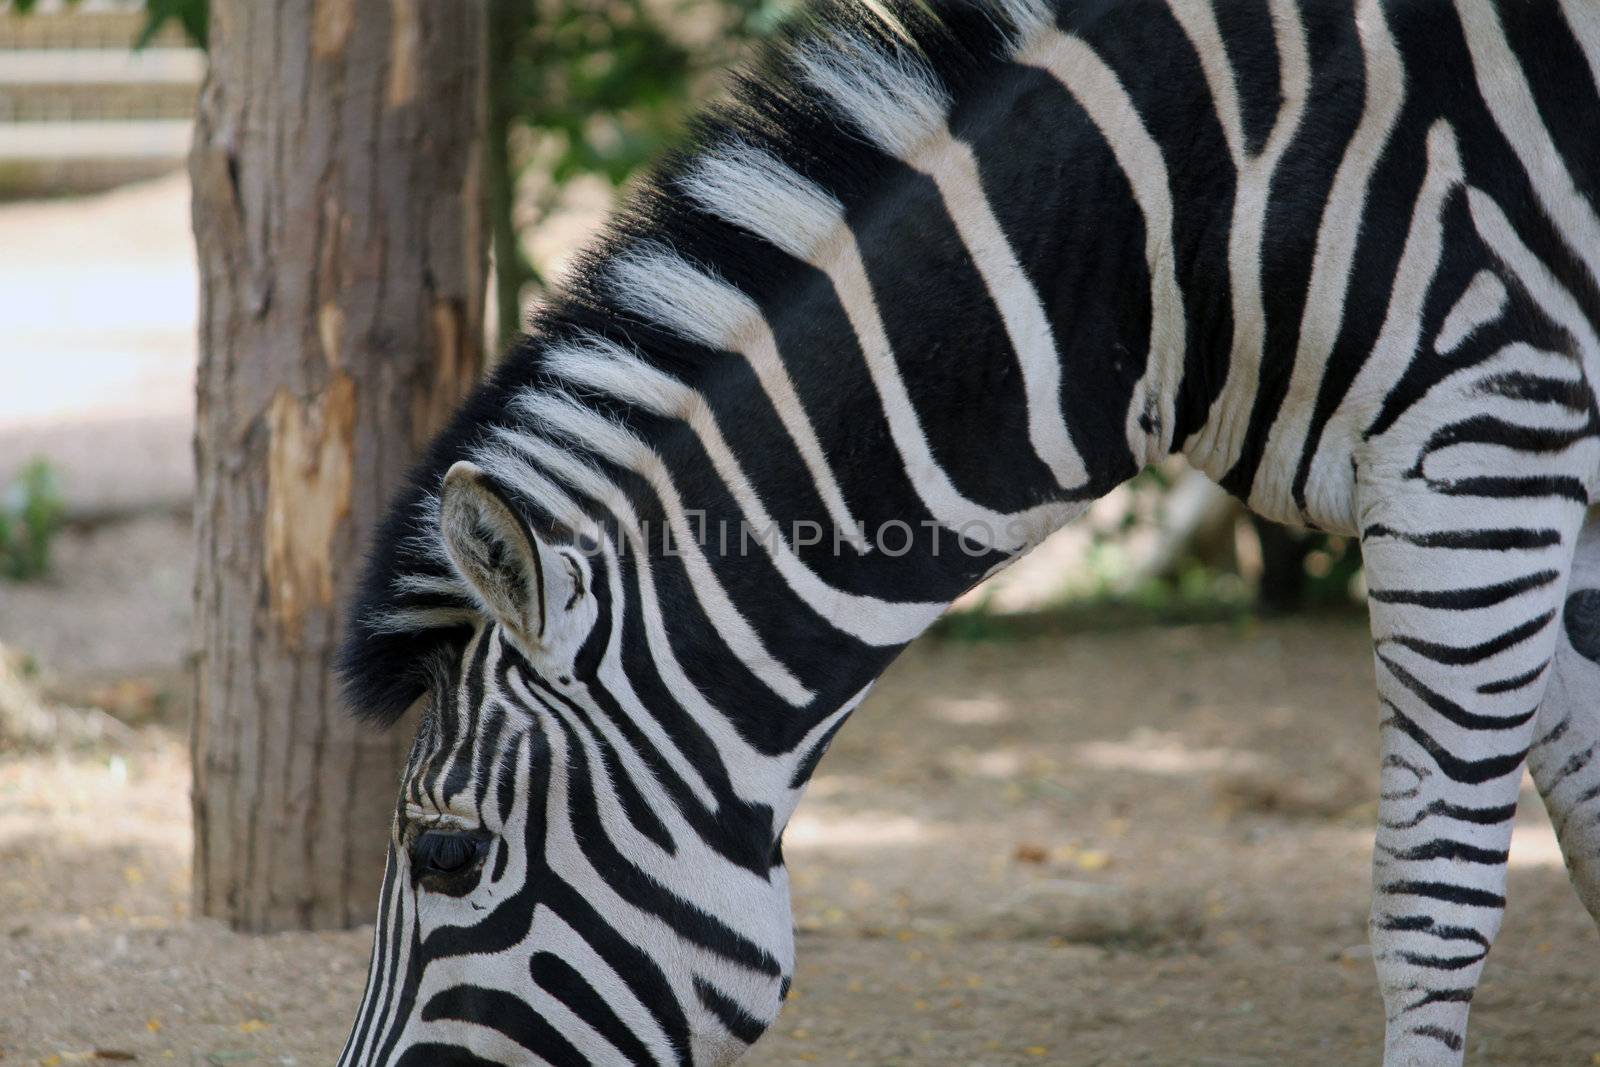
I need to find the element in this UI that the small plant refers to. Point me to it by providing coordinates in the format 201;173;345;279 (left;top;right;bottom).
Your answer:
0;460;65;581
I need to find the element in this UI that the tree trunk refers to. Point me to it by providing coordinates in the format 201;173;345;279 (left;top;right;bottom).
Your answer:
1252;515;1314;615
189;0;487;932
485;0;536;352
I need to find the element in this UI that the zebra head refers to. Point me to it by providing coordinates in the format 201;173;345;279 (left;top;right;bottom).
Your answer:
337;462;796;1066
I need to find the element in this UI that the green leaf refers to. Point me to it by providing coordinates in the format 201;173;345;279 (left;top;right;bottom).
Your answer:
137;0;209;50
1;459;63;582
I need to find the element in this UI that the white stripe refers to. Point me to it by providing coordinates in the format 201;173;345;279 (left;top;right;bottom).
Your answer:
357;860;415;1065
1174;0;1312;476
590;532;798;810
1455;0;1600;293
1303;121;1464;520
491;411;813;709
528;908;681;1063
1168;0;1248;161
608;246;866;549
425;633;487;814
1251;0;1404;518
486;433;819;806
1017;29;1187;467
792;32;947;160
515;672;785;938
682;142;843;262
402;1019;553;1065
683;140;1082;552
338;856;403;1067
389;572;472;600
537;723;792;1007
818;227;1084;551
1434;270;1508;355
912;131;1089;490
542;336;945;645
368;605;480;633
1466;187;1600;405
770;685;871;830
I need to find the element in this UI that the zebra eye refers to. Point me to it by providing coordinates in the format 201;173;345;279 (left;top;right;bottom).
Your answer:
412;830;483;878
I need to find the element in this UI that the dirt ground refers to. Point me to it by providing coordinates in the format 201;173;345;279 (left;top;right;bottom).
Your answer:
1;574;1598;1065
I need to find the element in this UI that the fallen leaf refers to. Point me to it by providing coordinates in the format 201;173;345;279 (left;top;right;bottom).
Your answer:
1075;850;1111;871
1013;843;1049;864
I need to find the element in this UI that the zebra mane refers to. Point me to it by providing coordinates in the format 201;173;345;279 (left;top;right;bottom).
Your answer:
339;0;1056;723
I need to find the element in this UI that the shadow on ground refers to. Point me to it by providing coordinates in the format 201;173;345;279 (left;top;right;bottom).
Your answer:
0;618;1595;1065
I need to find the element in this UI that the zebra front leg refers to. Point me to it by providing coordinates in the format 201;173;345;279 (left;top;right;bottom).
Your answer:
1528;509;1600;922
1361;487;1583;1066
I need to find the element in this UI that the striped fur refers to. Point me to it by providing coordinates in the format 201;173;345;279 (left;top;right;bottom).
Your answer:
336;1;1600;1063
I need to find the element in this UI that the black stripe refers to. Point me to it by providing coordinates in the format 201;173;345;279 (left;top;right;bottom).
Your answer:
1409;1025;1465;1051
1362;524;1563;551
438;632;495;804
694;976;772;1045
1368;570;1560;610
1397;950;1488;971
1379;880;1506;909
1383;610;1552;666
1377;653;1536;732
1565;589;1600;664
546;704;784;977
1382;839;1508;865
1475;371;1593;411
421;986;587;1064
1477;662;1548;695
1380;797;1517;829
343;849;401;1064
790;715;849;789
542;878;694;1065
1381;701;1527;785
524;676;678;856
1374;914;1489;948
1427;475;1590;503
531;951;664;1066
393;1045;504;1067
1407;987;1475;1011
1412;413;1594;458
1543;743;1598;791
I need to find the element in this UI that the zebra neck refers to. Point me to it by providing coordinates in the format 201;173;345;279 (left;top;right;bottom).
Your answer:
347;0;1231;745
486;10;1228;753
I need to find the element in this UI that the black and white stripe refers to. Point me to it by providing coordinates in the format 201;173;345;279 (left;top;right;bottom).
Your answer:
336;1;1600;1063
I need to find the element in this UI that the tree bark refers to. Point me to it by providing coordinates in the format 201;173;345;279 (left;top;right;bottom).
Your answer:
189;0;487;932
485;0;536;352
1251;515;1315;615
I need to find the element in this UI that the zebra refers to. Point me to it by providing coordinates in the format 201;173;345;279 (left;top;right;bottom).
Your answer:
332;0;1600;1063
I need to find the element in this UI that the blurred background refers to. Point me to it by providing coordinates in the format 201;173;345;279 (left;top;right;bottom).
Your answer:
0;2;1592;1064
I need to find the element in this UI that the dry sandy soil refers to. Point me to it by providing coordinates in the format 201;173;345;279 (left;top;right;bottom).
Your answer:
0;606;1597;1065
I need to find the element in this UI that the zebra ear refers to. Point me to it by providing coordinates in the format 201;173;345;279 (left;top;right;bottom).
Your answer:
438;461;583;652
